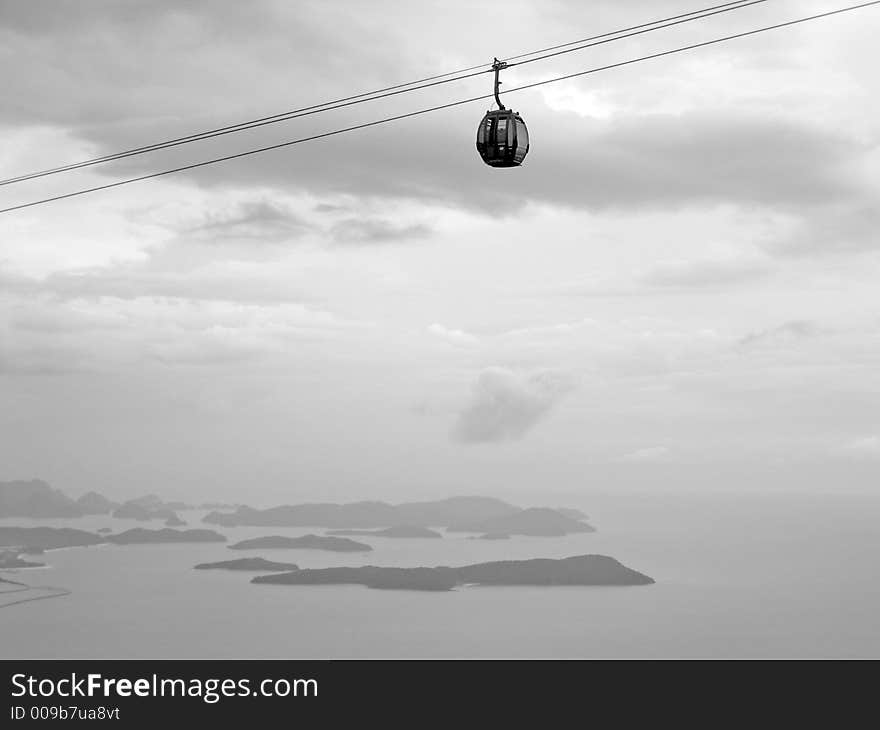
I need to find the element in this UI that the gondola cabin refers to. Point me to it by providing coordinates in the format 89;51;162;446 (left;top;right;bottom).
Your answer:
476;109;529;167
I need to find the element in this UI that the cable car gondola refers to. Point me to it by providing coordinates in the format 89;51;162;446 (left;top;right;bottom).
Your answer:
476;58;529;168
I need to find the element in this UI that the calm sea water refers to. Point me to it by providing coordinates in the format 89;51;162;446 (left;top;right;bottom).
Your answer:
2;490;878;658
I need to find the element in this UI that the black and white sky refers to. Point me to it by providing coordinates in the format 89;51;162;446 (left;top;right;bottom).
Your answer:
1;0;878;501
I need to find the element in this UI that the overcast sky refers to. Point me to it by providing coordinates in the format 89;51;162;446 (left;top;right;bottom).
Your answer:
1;0;878;502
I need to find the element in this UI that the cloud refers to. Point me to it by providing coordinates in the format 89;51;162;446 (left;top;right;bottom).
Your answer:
642;257;771;289
452;367;574;444
738;320;826;347
8;303;127;333
0;340;92;375
182;200;309;243
330;218;432;245
0;0;379;129
772;201;880;256
619;446;671;463
842;435;880;460
428;323;478;346
147;327;270;366
140;109;868;222
0;284;366;375
0;263;316;306
499;318;597;339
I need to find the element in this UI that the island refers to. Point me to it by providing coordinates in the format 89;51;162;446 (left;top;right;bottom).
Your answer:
456;555;653;586
204;496;522;528
0;480;206;524
106;528;227;544
254;566;458;591
251;555;654;591
0;549;45;569
194;558;299;572
0;526;104;550
228;534;372;552
468;532;511;540
0;479;85;518
76;491;119;515
325;526;443;539
446;508;595;537
111;495;195;522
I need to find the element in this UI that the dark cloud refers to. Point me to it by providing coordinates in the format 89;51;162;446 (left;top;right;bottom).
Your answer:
330;218;433;245
182;200;310;243
313;203;349;214
0;0;402;129
69;108;867;220
452;367;574;444
1;0;870;225
0;1;237;33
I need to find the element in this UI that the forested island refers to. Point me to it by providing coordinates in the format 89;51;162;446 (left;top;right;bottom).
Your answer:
251;555;654;591
194;558;299;571
228;534;372;552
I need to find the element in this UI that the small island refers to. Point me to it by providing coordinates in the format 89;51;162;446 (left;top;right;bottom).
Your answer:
228;534;372;552
325;526;443;539
251;555;654;591
107;528;227;545
77;491;119;515
111;494;194;522
194;558;299;572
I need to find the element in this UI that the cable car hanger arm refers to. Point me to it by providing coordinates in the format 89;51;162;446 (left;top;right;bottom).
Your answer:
493;58;508;110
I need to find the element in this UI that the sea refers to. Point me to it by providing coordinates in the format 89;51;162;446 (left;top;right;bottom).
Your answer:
1;490;878;658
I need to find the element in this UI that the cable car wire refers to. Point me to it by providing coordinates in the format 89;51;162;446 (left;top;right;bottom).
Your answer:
0;0;876;216
504;0;757;63
0;0;770;187
507;0;770;69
